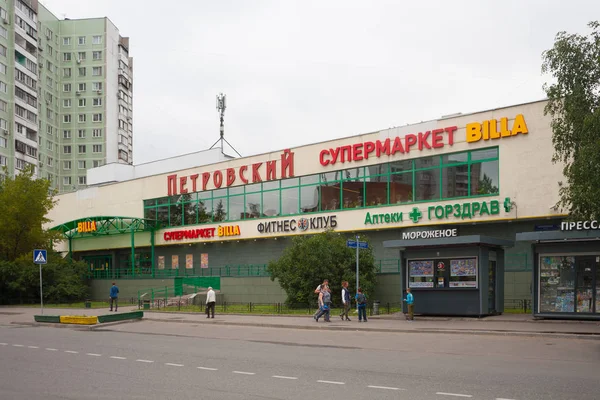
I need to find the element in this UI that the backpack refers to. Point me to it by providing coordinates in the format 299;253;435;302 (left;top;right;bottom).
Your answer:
356;293;366;305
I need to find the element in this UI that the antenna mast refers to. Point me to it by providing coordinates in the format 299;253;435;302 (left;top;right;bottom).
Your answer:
210;93;242;157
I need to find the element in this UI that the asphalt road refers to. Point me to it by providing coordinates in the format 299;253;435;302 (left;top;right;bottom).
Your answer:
0;321;599;400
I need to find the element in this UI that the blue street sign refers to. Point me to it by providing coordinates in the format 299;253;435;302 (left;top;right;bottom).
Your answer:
346;240;368;249
33;249;47;265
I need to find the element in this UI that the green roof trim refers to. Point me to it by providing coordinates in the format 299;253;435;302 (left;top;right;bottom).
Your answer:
50;216;159;238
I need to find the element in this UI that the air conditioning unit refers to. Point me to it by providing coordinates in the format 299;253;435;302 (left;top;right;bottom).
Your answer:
3;17;9;25
76;91;81;96
45;34;50;40
96;90;102;94
1;129;7;135
76;59;81;64
39;64;43;69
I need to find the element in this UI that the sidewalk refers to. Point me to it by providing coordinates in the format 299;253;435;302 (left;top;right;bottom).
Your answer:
3;306;600;338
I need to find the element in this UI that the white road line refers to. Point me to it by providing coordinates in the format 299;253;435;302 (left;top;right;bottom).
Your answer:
27;346;39;349
0;343;7;345
272;375;298;380
86;353;102;357
136;359;154;363
12;344;24;347
110;356;126;360
368;385;404;391
496;398;517;400
64;350;79;354
165;363;184;367
46;348;57;351
233;371;255;375
436;393;473;398
317;380;345;385
197;367;218;371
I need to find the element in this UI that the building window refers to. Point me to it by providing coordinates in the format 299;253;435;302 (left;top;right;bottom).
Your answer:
63;67;71;77
92;128;102;137
63;99;71;108
63;176;71;185
78;67;86;77
0;155;6;166
63;130;71;139
47;157;53;167
63;161;71;170
92;35;102;45
92;51;102;60
0;26;6;39
0;137;6;148
77;52;86;61
78;129;86;138
93;113;102;122
78;145;86;154
78;83;86;92
63;37;71;45
78;176;87;185
63;52;71;62
0;99;6;112
93;160;102;168
0;63;6;75
93;98;102;106
0;81;6;93
92;82;103;91
63;145;71;154
78;36;85;45
0;45;6;57
78;98;86;107
63;115;71;123
78;160;86;169
78;114;86;123
92;144;102;153
46;141;53;151
63;83;71;92
92;66;102;76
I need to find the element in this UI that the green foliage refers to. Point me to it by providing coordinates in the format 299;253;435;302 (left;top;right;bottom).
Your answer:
0;253;89;304
542;21;600;219
0;165;60;261
267;230;377;306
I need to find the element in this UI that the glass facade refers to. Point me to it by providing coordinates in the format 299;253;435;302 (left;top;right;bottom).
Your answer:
144;147;500;228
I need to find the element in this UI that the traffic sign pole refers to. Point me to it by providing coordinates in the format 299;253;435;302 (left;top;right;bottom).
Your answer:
39;262;43;315
356;235;360;313
34;250;47;315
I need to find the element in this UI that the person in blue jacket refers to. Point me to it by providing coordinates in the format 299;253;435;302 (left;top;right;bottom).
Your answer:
109;282;119;312
403;288;414;320
355;287;367;322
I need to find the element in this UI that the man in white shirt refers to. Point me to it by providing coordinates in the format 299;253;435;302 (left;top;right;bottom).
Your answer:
206;287;216;319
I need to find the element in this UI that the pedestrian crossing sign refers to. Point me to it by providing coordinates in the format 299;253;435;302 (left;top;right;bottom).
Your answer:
33;249;47;265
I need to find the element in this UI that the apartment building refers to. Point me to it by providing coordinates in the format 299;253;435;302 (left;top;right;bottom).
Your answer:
0;0;133;192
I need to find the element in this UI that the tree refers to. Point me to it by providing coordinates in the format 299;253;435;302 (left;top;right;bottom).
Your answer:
213;199;227;222
267;230;377;307
0;165;60;261
477;174;498;195
542;21;600;219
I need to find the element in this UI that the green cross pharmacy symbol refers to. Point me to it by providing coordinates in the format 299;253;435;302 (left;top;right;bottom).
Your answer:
503;197;513;212
408;207;422;223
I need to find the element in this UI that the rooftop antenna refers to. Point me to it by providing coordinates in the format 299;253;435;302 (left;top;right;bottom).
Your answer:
210;92;242;157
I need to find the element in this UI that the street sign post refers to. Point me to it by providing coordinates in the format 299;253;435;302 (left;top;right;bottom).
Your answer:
347;238;368;311
33;249;47;315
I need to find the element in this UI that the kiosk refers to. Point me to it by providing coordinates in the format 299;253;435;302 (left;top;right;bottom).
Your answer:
383;232;513;317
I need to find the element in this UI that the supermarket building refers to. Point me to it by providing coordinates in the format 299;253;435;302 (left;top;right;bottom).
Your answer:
45;99;600;319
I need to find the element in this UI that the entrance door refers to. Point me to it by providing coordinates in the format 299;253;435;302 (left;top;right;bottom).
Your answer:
575;256;595;313
488;260;496;314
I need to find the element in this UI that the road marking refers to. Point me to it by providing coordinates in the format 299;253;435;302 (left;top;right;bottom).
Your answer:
436;393;473;398
86;353;102;357
165;363;184;367
272;375;298;380
12;344;24;347
65;350;79;354
27;346;39;349
0;343;7;345
368;385;404;391
46;348;58;351
496;398;517;400
197;367;218;371
136;359;154;363
233;371;255;375
110;356;126;360
317;380;345;385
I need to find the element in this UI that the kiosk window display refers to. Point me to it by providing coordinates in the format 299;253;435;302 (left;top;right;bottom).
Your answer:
408;257;478;289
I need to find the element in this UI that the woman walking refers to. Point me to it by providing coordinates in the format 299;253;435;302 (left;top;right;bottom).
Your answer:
314;285;332;322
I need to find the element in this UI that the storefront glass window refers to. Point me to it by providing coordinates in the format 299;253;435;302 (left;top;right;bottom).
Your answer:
539;256;575;313
282;187;300;215
408;260;434;288
408;257;478;289
143;147;499;228
469;160;499;196
415;169;440;201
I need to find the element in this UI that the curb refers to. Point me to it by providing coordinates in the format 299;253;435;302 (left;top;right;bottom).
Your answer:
11;318;143;330
141;317;600;340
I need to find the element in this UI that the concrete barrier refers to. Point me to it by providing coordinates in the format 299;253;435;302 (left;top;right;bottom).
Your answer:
34;315;61;323
59;316;98;325
97;311;143;323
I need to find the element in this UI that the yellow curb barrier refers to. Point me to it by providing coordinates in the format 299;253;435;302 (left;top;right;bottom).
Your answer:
59;315;98;325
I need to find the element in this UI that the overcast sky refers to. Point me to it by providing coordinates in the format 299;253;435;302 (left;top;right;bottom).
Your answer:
41;0;599;164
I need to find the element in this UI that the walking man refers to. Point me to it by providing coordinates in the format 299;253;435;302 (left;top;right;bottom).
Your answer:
312;279;328;319
403;288;414;321
340;281;351;321
206;286;216;318
109;282;119;312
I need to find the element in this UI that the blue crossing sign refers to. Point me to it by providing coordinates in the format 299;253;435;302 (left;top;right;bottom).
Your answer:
33;249;47;265
346;240;368;249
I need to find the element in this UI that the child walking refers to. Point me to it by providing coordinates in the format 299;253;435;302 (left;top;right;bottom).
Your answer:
355;287;367;322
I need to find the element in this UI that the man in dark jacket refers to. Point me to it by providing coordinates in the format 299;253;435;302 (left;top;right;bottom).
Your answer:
109;282;119;312
340;281;351;321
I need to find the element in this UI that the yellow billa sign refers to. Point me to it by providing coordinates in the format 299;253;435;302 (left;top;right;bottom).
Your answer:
77;221;97;233
466;114;528;143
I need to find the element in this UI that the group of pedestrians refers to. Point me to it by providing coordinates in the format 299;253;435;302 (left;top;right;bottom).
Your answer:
312;279;369;323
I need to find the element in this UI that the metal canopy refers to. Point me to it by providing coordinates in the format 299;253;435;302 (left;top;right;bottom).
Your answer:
50;216;159;239
516;230;600;242
383;235;515;249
